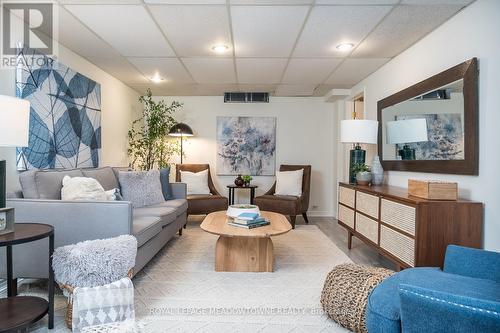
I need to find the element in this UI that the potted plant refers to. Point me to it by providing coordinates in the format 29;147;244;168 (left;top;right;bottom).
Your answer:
242;175;253;186
353;163;372;186
128;89;182;170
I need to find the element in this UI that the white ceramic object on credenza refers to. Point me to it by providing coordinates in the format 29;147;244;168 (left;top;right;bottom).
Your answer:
226;204;260;218
371;155;384;185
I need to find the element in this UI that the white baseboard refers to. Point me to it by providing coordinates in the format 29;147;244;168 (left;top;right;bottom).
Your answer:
307;211;334;217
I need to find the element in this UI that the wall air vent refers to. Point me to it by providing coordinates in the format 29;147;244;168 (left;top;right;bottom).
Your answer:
224;92;269;103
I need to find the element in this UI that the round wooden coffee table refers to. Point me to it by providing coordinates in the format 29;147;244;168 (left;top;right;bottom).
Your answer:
200;211;292;272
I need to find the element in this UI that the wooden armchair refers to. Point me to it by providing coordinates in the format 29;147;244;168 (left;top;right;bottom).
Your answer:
254;165;311;229
176;164;228;226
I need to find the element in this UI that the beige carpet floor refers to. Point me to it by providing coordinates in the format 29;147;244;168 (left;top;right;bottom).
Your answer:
22;225;353;332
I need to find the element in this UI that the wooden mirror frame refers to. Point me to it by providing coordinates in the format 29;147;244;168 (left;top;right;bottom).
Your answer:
377;58;479;175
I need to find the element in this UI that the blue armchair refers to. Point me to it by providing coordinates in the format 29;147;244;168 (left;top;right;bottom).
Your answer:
366;245;500;333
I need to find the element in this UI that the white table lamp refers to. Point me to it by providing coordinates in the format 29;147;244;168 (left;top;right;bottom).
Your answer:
0;95;30;208
340;119;378;183
386;118;428;160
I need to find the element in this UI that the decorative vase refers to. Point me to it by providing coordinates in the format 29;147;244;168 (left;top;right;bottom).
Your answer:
234;175;244;186
371;156;384;185
356;171;372;186
244;181;250;187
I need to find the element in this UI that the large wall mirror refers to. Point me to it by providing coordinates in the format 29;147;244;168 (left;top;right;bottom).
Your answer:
377;58;478;175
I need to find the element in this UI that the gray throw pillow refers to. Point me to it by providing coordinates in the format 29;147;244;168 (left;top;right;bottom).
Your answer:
118;170;165;208
160;167;173;200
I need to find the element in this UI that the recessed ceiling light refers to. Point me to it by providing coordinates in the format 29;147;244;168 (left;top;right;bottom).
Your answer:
211;44;230;54
336;43;354;52
150;73;165;83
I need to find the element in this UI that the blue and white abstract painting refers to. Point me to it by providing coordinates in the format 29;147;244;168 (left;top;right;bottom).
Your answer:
217;117;276;176
15;48;101;170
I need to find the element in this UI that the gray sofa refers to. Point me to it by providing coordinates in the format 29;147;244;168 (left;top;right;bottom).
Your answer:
0;166;187;279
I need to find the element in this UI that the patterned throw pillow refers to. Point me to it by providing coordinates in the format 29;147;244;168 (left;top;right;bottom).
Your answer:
118;170;165;208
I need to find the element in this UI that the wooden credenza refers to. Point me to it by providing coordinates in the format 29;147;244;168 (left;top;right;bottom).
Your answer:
337;182;483;270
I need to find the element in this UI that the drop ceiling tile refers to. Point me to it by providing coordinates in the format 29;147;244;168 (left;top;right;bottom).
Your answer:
231;6;309;57
293;5;392;57
231;0;313;4
149;5;231;57
316;0;398;4
86;56;148;85
127;57;194;83
58;6;120;60
145;0;225;4
401;0;472;4
237;84;278;92
60;0;141;3
182;58;236;84
64;5;175;57
352;4;464;58
236;58;287;84
282;58;342;84
325;58;389;85
275;84;316;96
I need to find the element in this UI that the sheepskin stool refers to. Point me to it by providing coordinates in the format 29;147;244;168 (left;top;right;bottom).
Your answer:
52;235;137;329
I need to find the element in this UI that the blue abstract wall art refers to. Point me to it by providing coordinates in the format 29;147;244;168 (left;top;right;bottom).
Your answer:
15;48;101;170
396;113;464;160
217;116;276;176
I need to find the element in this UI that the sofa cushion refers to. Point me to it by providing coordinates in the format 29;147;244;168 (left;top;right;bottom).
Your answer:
35;169;84;199
19;170;39;199
119;170;165;208
82;167;119;191
133;203;178;227
164;199;188;214
132;216;163;247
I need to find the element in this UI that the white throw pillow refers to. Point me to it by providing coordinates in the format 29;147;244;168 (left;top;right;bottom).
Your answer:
180;169;210;195
61;176;109;201
275;169;304;197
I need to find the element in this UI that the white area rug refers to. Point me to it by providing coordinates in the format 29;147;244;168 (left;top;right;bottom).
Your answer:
135;225;352;332
24;225;352;332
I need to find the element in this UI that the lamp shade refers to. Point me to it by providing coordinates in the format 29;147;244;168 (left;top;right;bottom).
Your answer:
340;119;378;144
0;95;30;147
386;118;428;144
168;123;194;137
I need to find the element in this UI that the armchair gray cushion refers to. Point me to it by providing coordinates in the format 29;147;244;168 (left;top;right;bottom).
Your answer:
82;167;119;190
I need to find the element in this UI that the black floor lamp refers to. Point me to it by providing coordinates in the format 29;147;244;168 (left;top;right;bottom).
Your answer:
168;123;194;164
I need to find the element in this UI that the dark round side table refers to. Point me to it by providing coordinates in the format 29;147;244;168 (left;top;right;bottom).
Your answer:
0;223;54;332
227;185;258;205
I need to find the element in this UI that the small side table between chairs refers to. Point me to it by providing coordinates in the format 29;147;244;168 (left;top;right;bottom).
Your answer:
0;223;54;332
227;185;258;205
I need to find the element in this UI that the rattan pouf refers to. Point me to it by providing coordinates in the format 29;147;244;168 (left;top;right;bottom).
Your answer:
320;263;394;333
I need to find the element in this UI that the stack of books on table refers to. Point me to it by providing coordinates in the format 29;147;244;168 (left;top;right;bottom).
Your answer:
228;212;270;229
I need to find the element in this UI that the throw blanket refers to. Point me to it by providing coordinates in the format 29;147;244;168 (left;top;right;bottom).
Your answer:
72;277;136;333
